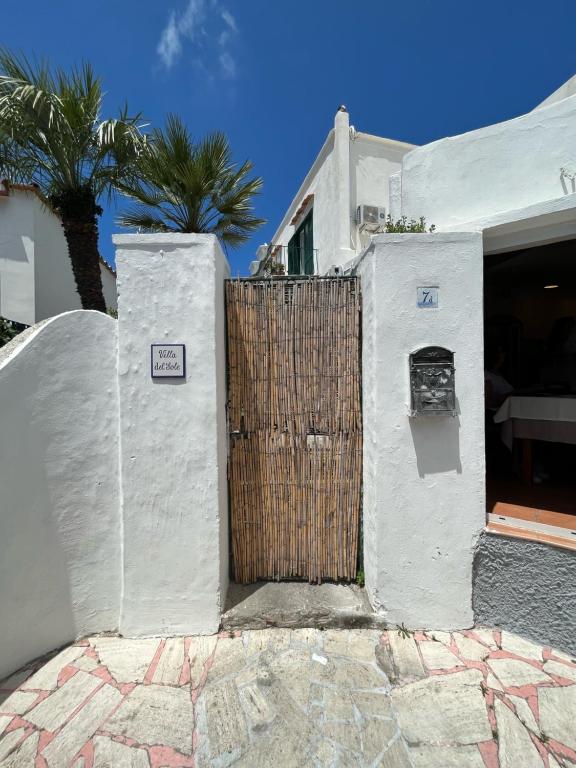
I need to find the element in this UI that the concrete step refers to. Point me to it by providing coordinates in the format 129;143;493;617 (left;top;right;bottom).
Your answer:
221;582;387;631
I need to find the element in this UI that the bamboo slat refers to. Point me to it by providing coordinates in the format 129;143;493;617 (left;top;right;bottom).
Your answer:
225;277;362;583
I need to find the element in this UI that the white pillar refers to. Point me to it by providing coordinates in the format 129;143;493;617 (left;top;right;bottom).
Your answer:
357;232;485;629
113;234;230;636
333;107;356;265
388;171;402;221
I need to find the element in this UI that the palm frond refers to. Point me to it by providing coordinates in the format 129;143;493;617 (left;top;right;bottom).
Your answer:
116;115;265;248
0;48;145;203
117;206;173;232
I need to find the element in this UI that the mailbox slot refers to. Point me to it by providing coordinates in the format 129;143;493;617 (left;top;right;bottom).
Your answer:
410;346;455;416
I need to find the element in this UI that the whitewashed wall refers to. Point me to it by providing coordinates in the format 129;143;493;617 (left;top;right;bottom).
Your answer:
400;94;576;228
357;232;485;629
262;112;414;276
0;190;117;325
350;133;412;252
100;262;118;311
33;196;82;322
0;190;35;325
114;234;230;637
265;129;339;275
0;311;121;678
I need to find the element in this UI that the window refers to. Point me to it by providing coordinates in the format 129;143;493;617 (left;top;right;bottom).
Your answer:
288;211;314;275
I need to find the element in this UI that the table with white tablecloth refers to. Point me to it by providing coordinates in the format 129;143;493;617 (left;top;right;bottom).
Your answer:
493;395;576;484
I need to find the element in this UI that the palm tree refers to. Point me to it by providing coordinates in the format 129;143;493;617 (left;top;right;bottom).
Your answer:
116;115;265;248
0;51;145;311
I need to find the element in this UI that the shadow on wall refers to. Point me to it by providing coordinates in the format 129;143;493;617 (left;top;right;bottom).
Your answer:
0;412;78;675
0;311;121;679
408;408;462;478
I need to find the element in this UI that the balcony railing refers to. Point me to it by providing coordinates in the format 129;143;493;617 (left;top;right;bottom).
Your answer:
257;245;319;277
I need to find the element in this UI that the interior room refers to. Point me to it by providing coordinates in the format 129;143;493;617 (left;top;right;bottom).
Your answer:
484;238;576;546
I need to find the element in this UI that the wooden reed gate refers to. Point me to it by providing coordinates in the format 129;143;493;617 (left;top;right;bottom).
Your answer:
225;277;362;583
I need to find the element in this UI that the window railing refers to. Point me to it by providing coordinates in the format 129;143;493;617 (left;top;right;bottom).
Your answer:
257;245;319;276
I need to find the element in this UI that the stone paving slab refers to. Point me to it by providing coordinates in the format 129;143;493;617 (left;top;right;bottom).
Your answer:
0;690;38;716
20;645;85;691
0;715;12;738
508;693;539;734
0;627;574;766
0;729;27;762
409;744;486;768
391;668;492;745
205;680;249;759
543;659;576;682
501;631;544;661
418;640;462;670
1;731;39;767
189;635;217;687
104;683;193;754
538;684;576;752
25;670;101;731
42;683;122;768
379;737;412;768
89;637;160;683
386;632;426;682
152;637;185;685
92;735;151;767
488;657;551;687
454;634;491;662
495;697;544;768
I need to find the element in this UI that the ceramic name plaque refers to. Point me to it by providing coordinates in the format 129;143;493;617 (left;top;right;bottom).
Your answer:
151;344;186;378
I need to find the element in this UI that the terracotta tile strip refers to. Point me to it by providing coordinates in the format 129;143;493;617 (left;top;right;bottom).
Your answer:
486;522;576;551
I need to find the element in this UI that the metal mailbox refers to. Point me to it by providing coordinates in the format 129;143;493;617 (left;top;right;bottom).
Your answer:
410;346;455;416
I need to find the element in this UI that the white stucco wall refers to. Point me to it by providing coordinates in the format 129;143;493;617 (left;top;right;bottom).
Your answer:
400;94;576;229
33;196;82;321
114;233;230;637
100;262;118;311
266;129;339;275
0;190;117;324
535;75;576;110
0;190;35;325
357;232;485;629
261;113;415;276
350;134;413;252
0;311;121;678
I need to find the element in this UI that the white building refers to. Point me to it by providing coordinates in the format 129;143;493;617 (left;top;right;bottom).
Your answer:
251;107;416;276
252;76;576;596
0;180;117;326
253;79;576;277
1;79;575;678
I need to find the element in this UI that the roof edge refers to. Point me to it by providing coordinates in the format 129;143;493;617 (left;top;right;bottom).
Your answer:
353;131;418;151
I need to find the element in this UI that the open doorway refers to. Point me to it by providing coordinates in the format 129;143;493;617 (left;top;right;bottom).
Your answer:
484;239;576;547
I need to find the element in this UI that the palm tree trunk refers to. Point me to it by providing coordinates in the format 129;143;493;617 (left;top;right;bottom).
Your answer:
52;188;107;312
61;219;106;312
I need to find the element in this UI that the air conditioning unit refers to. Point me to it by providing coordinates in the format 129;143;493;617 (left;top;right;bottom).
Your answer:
356;205;386;231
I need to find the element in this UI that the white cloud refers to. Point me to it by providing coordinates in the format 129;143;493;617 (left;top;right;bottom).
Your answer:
157;12;183;70
180;0;206;38
157;0;239;78
219;51;236;79
221;9;238;33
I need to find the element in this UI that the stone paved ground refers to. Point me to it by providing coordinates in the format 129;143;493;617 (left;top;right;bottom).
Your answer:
0;628;575;767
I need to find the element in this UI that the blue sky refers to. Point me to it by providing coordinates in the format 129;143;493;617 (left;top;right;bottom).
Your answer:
3;0;576;274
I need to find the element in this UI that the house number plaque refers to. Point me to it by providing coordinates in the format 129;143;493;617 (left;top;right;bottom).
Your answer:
417;286;439;308
151;344;186;378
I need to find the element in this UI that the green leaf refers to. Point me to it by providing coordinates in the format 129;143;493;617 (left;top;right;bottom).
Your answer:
116;114;265;248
